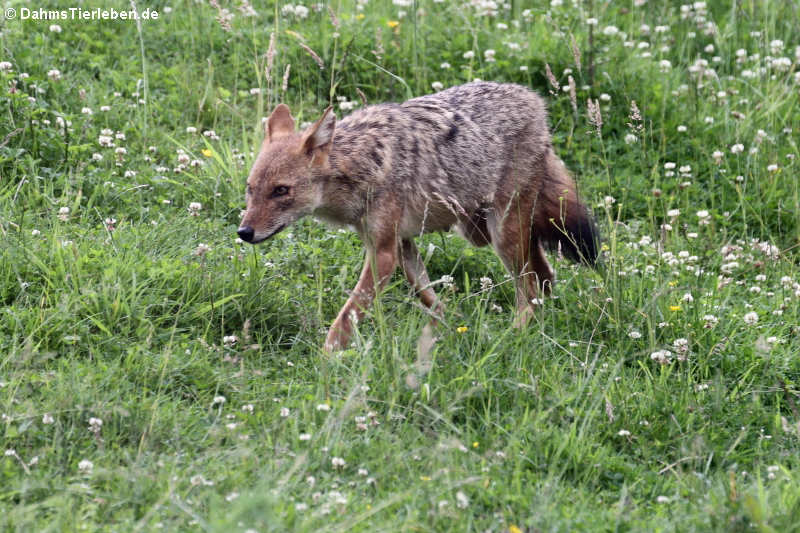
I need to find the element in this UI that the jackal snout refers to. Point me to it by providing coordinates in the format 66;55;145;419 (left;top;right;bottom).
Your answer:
237;225;255;243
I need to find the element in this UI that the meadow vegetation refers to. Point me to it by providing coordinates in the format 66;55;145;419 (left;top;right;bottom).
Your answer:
1;0;800;530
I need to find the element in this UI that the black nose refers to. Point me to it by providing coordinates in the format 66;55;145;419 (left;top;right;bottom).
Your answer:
237;226;255;242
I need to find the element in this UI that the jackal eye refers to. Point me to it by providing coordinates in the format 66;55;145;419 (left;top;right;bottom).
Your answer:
270;185;290;198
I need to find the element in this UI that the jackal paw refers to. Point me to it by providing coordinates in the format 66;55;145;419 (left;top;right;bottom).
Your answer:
324;322;351;353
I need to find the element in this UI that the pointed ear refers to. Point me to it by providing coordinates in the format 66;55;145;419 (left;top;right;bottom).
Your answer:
267;103;295;141
301;106;336;154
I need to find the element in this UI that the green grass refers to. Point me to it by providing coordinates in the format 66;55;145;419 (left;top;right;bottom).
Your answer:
2;0;800;530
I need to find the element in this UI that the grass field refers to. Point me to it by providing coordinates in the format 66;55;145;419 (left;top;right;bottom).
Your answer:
2;0;800;530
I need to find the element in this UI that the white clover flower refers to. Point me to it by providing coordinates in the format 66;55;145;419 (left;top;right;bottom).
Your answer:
431;81;444;91
439;275;455;289
624;133;637;144
602;25;619;36
456;490;470;508
331;456;346;468
223;335;238;346
280;407;290;417
743;311;758;325
650;350;672;364
673;337;688;346
731;143;744;154
78;459;94;473
316;403;331;411
212;395;226;405
462;50;475;60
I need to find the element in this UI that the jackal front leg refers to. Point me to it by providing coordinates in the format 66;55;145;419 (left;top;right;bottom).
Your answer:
399;239;443;317
324;243;398;352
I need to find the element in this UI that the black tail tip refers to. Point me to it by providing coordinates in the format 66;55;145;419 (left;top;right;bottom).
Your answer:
562;215;600;266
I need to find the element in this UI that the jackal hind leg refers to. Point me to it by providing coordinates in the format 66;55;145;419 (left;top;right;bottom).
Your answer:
490;192;539;328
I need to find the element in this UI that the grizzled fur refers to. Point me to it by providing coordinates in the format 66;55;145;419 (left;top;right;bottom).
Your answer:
239;82;598;351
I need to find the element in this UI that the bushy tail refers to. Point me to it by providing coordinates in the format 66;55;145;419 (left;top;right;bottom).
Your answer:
535;151;599;266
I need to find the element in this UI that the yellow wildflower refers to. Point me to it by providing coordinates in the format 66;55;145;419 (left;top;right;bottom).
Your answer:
356;13;365;20
509;526;523;533
387;20;400;28
201;149;213;157
457;326;468;333
669;305;681;311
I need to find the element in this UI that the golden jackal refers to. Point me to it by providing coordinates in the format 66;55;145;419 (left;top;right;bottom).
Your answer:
238;82;598;351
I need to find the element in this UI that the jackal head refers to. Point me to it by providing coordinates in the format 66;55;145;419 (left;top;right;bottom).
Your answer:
237;104;335;244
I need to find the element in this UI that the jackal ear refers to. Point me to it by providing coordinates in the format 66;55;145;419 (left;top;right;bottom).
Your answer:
267;103;295;142
302;106;336;154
